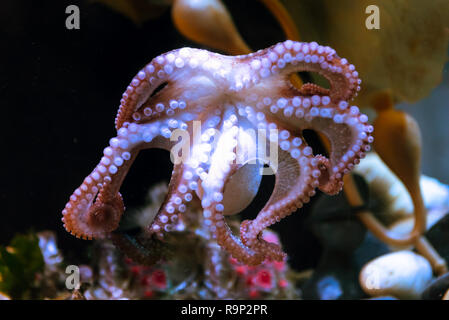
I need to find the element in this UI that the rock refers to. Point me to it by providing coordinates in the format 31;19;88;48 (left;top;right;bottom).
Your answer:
355;153;449;227
359;251;433;299
421;175;449;211
421;272;449;300
354;152;414;225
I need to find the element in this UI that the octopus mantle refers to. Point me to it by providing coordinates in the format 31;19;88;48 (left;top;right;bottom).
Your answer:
62;41;372;265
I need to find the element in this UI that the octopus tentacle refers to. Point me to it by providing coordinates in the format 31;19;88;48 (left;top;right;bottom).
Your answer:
298;83;330;96
146;163;196;238
304;111;373;194
63;121;174;239
232;40;370;194
116;47;234;129
233;40;360;104
199;107;265;265
115;50;193;129
63;140;137;239
115;57;170;130
234;119;321;260
146;109;226;237
258;95;372;194
203;164;265;265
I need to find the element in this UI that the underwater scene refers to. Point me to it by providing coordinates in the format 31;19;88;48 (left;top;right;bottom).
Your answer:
1;0;449;302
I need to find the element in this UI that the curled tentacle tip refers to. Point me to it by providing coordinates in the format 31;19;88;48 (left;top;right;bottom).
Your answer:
87;195;124;233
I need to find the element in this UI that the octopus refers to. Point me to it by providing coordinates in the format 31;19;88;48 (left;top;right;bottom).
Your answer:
62;40;373;265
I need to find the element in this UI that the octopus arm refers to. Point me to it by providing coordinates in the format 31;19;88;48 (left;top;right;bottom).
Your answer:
238;124;322;260
62;131;173;239
147;163;195;237
199;110;266;265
